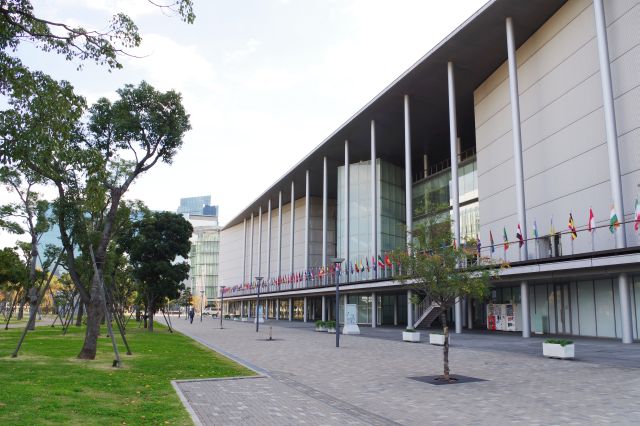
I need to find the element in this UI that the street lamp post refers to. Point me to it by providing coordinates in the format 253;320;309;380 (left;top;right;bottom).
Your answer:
200;289;204;323
330;257;344;348
255;277;263;332
220;286;225;329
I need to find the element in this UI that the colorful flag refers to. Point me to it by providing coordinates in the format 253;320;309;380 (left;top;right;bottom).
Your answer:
378;255;385;269
609;206;619;233
533;220;539;239
503;227;509;250
516;224;524;248
635;199;640;233
568;213;577;240
385;254;392;267
588;208;595;232
489;230;495;253
366;257;370;272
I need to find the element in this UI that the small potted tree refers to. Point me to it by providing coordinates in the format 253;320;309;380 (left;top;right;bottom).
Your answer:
543;339;575;359
315;320;327;332
429;331;448;346
403;328;421;342
326;320;336;333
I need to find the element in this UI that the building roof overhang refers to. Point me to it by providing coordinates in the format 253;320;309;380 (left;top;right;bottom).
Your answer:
224;0;568;230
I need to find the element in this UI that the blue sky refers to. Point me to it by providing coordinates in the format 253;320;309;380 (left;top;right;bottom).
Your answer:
2;0;487;247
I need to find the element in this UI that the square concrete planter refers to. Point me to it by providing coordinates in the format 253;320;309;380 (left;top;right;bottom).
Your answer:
403;330;421;342
543;342;575;359
327;327;336;334
315;326;327;332
241;317;248;322
429;333;448;346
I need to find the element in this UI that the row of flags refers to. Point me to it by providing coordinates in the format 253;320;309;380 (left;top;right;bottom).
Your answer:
223;254;397;294
484;201;640;253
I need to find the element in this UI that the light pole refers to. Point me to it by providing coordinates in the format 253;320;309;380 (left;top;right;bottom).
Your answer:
220;286;225;329
330;257;344;348
200;289;204;323
255;277;263;332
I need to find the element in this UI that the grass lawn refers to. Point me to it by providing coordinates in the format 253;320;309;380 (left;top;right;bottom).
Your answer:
0;323;254;425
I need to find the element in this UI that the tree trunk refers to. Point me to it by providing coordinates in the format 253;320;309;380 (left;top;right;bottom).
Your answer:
27;287;38;330
441;311;450;381
75;302;84;326
148;312;154;332
147;298;154;332
77;277;104;360
17;294;26;320
135;305;140;322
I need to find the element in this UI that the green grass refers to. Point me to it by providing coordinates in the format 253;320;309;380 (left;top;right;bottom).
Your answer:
0;323;254;425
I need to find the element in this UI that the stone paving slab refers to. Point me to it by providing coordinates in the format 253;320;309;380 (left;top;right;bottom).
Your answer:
172;318;640;425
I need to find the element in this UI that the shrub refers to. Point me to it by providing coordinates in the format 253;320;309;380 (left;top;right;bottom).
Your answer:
404;328;418;332
325;320;336;329
315;320;325;327
544;338;574;346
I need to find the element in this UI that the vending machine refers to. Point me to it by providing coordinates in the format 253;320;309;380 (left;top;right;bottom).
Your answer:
486;303;522;332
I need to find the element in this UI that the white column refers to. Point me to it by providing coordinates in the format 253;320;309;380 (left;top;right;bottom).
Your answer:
345;140;350;282
242;218;247;283
267;199;272;280
304;170;310;286
277;191;283;278
403;95;413;251
288;298;292;321
393;295;398;326
448;62;463;335
593;0;626;249
371;120;377;280
258;206;262;277
276;298;280;320
506;17;529;260
407;289;413;327
249;213;254;284
521;281;530;338
593;1;632;344
371;292;377;328
303;296;308;323
321;295;326;322
290;181;295;275
322;157;328;280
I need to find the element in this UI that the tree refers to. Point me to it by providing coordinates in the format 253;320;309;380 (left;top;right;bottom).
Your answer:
119;211;192;332
0;246;27;319
394;203;501;382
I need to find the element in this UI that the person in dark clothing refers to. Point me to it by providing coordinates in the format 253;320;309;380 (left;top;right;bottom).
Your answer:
189;307;195;324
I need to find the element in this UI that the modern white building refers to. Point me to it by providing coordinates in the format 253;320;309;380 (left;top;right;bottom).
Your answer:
219;0;640;343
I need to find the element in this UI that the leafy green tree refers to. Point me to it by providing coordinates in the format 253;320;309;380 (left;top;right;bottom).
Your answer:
0;247;27;318
394;204;501;382
119;211;192;332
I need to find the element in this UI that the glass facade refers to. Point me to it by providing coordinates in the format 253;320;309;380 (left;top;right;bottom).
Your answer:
177;195;219;218
487;275;640;339
413;158;479;241
188;227;220;303
337;159;405;263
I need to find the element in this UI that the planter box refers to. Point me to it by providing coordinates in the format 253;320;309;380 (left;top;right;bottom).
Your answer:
543;342;575;359
327;328;336;334
315;327;327;332
241;317;248;322
429;333;449;346
402;331;421;342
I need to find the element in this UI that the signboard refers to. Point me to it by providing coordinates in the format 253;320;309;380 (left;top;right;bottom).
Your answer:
343;304;360;334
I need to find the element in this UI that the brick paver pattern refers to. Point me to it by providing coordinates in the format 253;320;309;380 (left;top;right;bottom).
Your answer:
172;318;640;425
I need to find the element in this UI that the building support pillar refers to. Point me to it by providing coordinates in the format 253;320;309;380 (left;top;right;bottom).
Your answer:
249;213;255;284
303;296;308;323
304;170;310;286
403;95;413;251
393;295;398;326
290;181;295;276
370;120;377;280
322;156;328;284
277;191;283;279
288;298;293;322
506;17;529;262
345;140;350;283
276;298;280;320
321;295;326;322
448;62;463;335
521;281;530;338
267;199;272;280
371;292;377;328
619;273;634;344
407;289;413;327
257;206;262;277
593;0;627;249
242;218;247;283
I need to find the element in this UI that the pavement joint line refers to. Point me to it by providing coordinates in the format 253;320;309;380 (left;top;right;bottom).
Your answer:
173;375;267;384
171;380;204;426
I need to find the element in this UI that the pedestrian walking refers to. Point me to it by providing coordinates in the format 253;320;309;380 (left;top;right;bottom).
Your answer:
189;307;195;324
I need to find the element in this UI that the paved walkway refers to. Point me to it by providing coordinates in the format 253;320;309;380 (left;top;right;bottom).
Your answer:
171;318;640;425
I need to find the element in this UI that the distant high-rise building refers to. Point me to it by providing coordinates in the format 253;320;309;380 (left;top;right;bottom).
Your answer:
177;195;221;308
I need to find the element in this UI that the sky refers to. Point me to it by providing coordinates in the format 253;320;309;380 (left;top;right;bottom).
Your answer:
1;0;488;248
